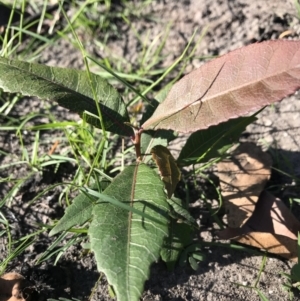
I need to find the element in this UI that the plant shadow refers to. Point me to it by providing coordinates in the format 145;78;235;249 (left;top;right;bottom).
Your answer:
143;147;300;300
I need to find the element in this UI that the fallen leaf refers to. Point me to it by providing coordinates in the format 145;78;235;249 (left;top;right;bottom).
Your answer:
151;145;181;198
247;191;300;239
232;232;298;260
217;142;272;228
0;272;35;301
218;155;300;261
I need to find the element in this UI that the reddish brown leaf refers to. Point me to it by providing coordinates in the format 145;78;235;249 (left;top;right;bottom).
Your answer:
142;40;300;133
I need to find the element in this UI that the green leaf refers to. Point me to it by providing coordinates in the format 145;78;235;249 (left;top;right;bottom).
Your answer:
188;256;199;271
86;188;165;225
291;233;300;282
161;198;196;270
49;187;96;236
291;264;300;282
140;129;175;163
161;220;193;271
88;163;169;301
179;243;203;267
167;197;196;225
49;179;110;236
192;252;205;261
0;57;132;136
177;116;256;166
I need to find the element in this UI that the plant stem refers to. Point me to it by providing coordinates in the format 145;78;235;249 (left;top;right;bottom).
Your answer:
131;128;144;161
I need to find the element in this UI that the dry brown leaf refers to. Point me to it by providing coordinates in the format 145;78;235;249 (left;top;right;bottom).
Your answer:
217;142;272;228
218;191;300;260
217;143;300;260
151;145;181;198
234;232;298;261
0;272;35;301
0;272;24;300
246;191;300;239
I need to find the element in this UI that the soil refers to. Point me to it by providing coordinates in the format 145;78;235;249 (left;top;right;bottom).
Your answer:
1;0;300;300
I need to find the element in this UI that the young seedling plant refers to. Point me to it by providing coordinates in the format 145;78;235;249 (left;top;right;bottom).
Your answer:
0;40;300;301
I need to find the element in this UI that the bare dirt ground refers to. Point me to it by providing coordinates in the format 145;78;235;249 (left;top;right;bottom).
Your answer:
1;0;300;300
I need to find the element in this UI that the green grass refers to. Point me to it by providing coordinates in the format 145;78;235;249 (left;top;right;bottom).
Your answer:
234;255;270;301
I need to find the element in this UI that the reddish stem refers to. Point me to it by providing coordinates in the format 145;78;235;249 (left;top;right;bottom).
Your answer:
131;127;144;161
